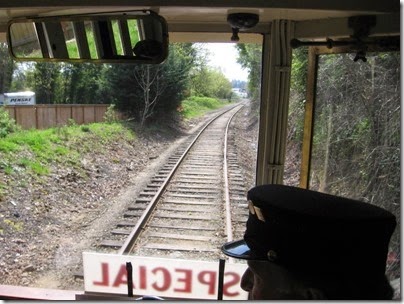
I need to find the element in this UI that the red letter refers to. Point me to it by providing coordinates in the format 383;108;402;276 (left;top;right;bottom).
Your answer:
93;263;109;286
174;269;192;292
198;271;216;295
152;267;171;291
113;264;129;287
139;266;147;289
223;272;240;297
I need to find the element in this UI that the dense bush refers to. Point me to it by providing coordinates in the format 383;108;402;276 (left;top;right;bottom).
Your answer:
0;107;19;138
310;52;400;280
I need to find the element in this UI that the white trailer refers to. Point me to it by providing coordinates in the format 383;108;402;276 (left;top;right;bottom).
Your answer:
1;91;36;105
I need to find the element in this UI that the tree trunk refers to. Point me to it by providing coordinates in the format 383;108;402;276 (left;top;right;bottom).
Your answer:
319;103;333;192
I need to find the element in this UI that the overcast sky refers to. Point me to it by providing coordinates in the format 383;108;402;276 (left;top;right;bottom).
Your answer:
204;43;248;82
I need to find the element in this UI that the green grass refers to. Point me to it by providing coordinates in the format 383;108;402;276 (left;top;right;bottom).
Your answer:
180;96;230;119
4;165;13;175
18;158;49;175
0;141;21;153
0;122;135;177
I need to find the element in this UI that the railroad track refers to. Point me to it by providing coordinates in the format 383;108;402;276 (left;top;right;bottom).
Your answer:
98;104;249;262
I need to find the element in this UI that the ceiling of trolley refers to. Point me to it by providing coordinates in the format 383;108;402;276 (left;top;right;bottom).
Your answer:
0;1;399;42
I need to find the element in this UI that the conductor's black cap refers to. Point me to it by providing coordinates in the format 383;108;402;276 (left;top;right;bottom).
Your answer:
222;184;396;277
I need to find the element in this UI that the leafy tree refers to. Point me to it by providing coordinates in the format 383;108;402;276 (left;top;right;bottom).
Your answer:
104;43;197;124
9;64;30;92
310;52;400;279
209;69;232;99
190;65;213;97
0;107;20;137
10;61;108;104
6;42;229;123
190;66;232;99
235;43;262;101
60;63;106;104
155;43;196;117
27;62;61;104
291;48;308;94
188;44;232;100
288;48;308;144
0;43;15;93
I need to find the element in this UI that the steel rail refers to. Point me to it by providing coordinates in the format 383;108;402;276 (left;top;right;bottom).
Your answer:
223;104;245;264
223;104;245;242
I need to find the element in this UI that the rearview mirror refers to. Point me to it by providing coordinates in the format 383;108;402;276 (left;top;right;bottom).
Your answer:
7;11;168;64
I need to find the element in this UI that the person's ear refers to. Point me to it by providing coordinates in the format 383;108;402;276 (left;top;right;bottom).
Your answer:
302;287;326;300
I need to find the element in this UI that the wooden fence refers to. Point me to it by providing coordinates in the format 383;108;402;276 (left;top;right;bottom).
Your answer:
4;104;110;129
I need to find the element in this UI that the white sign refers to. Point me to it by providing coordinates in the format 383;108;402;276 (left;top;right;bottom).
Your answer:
83;252;248;300
3;91;36;105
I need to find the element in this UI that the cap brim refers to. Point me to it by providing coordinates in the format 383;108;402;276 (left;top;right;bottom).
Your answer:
221;239;254;260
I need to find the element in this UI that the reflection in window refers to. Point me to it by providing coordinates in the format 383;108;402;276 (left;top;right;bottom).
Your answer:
61;22;79;59
128;19;141;48
9;22;41;58
86;22;98;59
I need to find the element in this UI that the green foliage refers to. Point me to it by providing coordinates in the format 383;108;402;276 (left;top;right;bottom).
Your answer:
8;42;243;126
351;118;370;141
4;165;13;175
309;52;400;278
286;48;308;151
0;140;21;153
14;61;109;104
235;43;262;101
181;96;225;119
56;125;71;141
87;122;135;141
190;66;232;100
0;107;20;138
81;126;90;132
63;63;107;104
67;118;77;127
154;43;197;115
104;43;197;125
54;146;69;156
104;104;119;123
291;48;308;93
28;62;61;104
0;42;15;93
18;157;49;175
7;42;241;126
